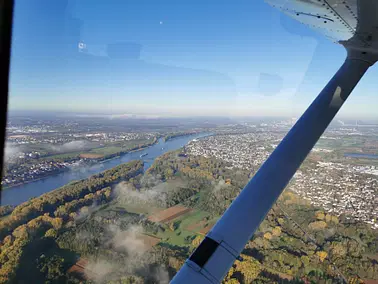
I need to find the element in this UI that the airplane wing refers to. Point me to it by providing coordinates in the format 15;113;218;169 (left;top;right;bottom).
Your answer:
266;0;356;42
266;0;378;55
172;1;378;283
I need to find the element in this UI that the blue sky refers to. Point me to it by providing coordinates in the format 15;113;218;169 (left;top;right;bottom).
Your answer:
8;0;378;118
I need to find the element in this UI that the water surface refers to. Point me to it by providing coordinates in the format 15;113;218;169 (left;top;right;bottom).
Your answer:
344;153;378;159
1;133;209;206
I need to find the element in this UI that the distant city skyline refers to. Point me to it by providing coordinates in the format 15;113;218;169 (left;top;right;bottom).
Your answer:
8;0;378;119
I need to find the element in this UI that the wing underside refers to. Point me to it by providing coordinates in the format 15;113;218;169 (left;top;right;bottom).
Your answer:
265;0;356;42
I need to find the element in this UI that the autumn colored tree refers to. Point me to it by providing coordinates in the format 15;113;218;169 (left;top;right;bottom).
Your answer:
315;211;325;220
234;254;261;283
45;228;58;238
272;226;282;237
191;235;204;247
264;232;272;240
316;251;328;262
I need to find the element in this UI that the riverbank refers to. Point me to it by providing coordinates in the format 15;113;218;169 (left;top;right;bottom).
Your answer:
2;167;71;190
1;138;159;191
94;137;159;161
1;133;211;206
163;131;204;142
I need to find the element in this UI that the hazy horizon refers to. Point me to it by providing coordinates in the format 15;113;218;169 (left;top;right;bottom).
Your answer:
7;108;378;123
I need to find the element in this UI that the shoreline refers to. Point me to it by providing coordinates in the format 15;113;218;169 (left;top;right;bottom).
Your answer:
2;168;71;191
163;132;202;142
1;139;160;191
1;133;209;201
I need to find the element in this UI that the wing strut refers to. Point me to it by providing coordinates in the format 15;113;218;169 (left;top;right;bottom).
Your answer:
171;51;376;283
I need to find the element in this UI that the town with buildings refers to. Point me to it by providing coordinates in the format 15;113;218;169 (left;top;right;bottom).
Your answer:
3;115;378;229
2;160;74;187
186;132;279;170
292;162;378;229
186;128;378;230
3;117;160;188
2;115;378;283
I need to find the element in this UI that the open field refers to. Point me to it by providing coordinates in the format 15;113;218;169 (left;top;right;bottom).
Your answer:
139;234;161;249
154;209;213;246
180;210;211;229
88;139;154;156
41;152;82;160
317;135;378;152
198;224;213;235
98;203;212;247
317;136;365;149
79;153;104;159
37;138;154;161
148;206;192;223
89;146;124;155
184;210;216;235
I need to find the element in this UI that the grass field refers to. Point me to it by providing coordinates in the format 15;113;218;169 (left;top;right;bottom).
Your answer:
79;153;105;159
317;135;378;151
183;211;217;235
156;225;195;247
179;210;211;230
41;152;83;160
154;209;213;246
37;138;154;162
92;202;202;247
89;196;215;247
89;146;124;155
83;139;154;157
138;234;161;249
317;136;366;148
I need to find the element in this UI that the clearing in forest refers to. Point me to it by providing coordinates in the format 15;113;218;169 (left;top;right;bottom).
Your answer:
186;220;214;235
148;205;192;223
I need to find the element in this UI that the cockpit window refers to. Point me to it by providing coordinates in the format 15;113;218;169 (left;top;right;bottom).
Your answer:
1;1;378;283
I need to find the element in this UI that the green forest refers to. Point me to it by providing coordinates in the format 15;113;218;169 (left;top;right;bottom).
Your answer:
0;150;378;283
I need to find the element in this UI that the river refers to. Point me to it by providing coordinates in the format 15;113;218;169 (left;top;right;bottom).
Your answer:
344;153;378;159
1;133;209;206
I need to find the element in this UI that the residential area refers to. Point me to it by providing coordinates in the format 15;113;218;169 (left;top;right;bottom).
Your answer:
186;129;378;230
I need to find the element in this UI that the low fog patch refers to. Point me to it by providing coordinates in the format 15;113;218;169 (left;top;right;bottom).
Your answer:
4;143;22;163
114;182;166;207
84;259;121;283
83;223;169;283
74;202;99;222
49;140;92;153
108;224;147;256
114;178;191;209
211;179;231;192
